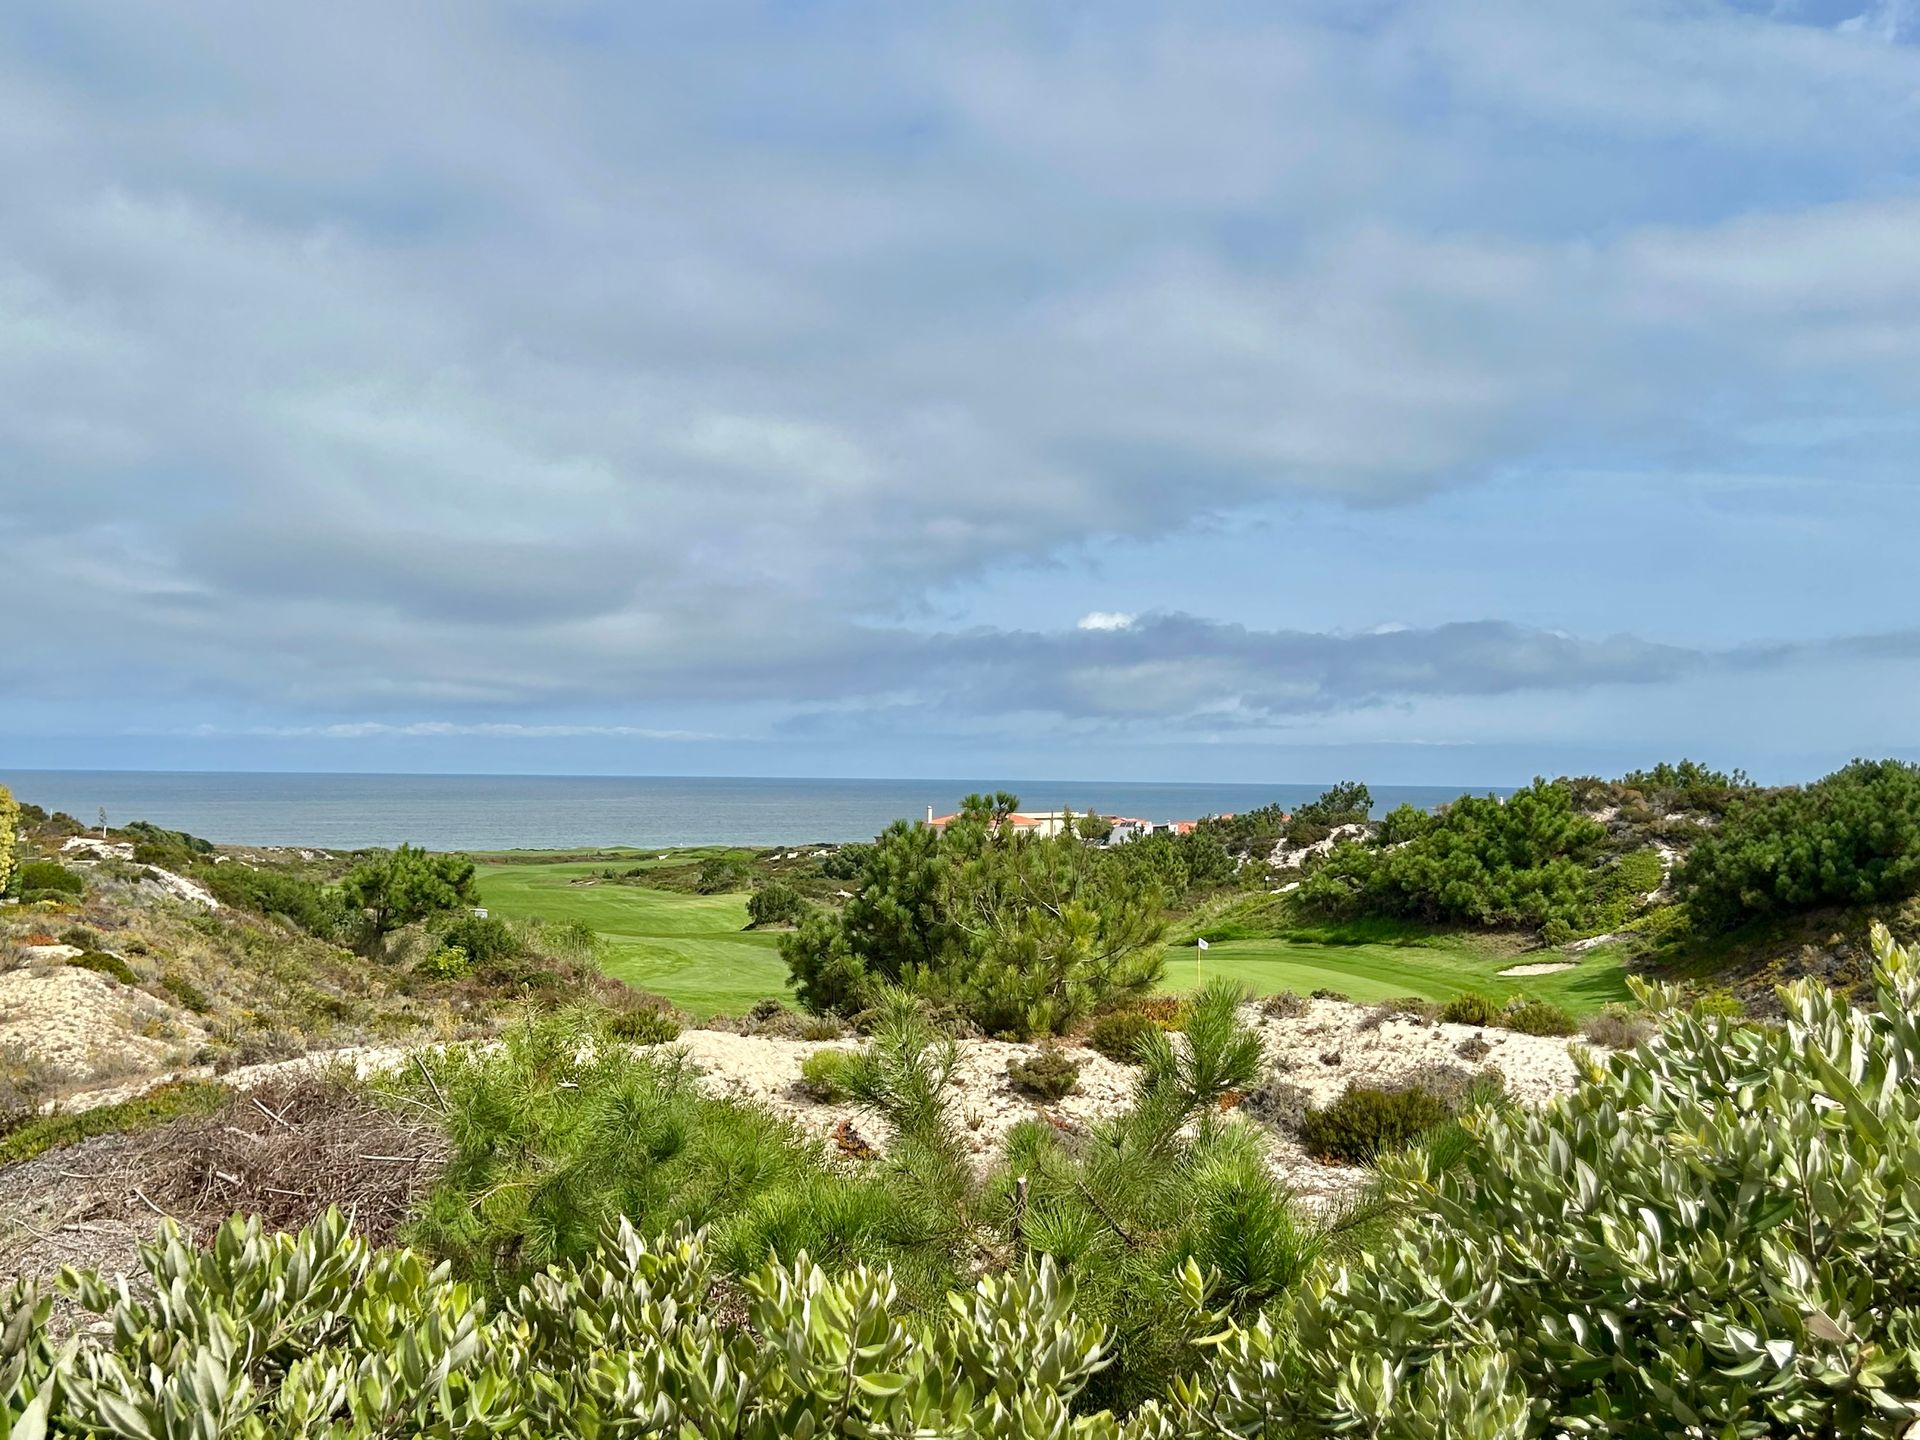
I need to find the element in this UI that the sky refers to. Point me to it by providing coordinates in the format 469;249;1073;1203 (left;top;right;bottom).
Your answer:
3;0;1920;786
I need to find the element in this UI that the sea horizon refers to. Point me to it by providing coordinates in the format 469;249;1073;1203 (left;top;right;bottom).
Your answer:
0;768;1515;853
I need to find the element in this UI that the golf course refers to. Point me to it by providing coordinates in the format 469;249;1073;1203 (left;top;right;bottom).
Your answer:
477;855;1631;1019
475;858;787;1016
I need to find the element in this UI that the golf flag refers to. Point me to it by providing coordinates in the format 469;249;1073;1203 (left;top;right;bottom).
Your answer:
1196;937;1209;950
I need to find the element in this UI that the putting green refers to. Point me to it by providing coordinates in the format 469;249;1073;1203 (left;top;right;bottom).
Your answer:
476;861;790;1017
1159;935;1630;1014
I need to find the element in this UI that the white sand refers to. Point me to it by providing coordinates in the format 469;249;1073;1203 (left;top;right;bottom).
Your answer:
42;1000;1595;1210
1498;960;1579;976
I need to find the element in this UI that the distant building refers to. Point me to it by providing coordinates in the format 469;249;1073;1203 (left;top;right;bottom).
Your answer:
1103;817;1155;845
924;806;1080;839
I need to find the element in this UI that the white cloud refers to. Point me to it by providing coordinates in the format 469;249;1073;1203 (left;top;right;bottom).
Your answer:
0;1;1917;759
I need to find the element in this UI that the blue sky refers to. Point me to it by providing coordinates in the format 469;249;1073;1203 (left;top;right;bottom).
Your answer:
3;0;1920;785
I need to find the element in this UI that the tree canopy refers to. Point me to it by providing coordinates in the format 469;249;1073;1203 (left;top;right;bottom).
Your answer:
1676;758;1920;930
338;843;479;940
782;795;1166;1036
1299;778;1604;932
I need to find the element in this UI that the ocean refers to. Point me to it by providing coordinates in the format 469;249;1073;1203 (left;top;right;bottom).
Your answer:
0;770;1510;852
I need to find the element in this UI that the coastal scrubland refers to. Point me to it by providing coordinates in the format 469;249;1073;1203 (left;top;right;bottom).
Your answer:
7;761;1920;1434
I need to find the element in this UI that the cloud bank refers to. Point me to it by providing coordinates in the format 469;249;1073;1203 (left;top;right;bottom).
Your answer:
2;1;1918;772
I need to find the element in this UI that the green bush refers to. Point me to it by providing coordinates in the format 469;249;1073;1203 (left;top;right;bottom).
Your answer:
0;1079;228;1164
1185;921;1920;1437
1501;998;1576;1036
1439;990;1502;1026
797;1046;855;1101
159;971;212;1013
9;1211;1134;1438
1539;916;1574;946
1299;778;1605;932
1086;1008;1157;1063
434;913;524;968
67;950;136;985
782;793;1166;1037
1676;758;1920;932
1006;1043;1080;1101
13;859;83;898
745;879;807;928
199;863;351;939
1297;1083;1452;1163
695;852;755;894
1686;985;1746;1021
605;1005;681;1044
417;944;473;980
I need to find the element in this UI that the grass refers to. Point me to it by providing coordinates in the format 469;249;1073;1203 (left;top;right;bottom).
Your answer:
1158;932;1631;1015
477;852;1631;1019
0;1080;231;1165
475;860;788;1016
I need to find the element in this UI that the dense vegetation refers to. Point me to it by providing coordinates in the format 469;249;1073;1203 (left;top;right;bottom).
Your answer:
0;784;17;895
1675;758;1920;930
15;928;1920;1435
782;794;1169;1036
1298;779;1606;934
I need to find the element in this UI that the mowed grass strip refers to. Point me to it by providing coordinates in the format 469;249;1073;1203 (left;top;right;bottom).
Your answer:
1159;935;1631;1014
475;861;789;1017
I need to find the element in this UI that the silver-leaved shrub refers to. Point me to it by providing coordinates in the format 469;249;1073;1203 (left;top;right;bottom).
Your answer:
9;923;1920;1438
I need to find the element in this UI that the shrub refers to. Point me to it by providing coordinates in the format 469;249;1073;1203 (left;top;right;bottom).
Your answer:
0;1079;228;1164
1298;778;1605;931
1501;998;1576;1036
1240;1074;1314;1133
1439;990;1501;1026
605;1005;681;1044
418;944;473;980
410;1009;940;1292
58;924;103;949
1258;990;1309;1019
13;1212;1123;1438
14;860;83;898
1190;922;1920;1437
746;879;807;928
695;852;755;894
1086;1009;1157;1063
1455;1034;1493;1060
782;795;1166;1037
199;864;351;939
1581;1003;1653;1049
434;913;524;968
797;1046;856;1101
798;1014;847;1041
67;950;136;985
1298;1083;1452;1163
1006;1043;1080;1101
0;784;16;894
160;971;212;1013
1676;758;1920;932
1686;985;1746;1021
1540;916;1574;946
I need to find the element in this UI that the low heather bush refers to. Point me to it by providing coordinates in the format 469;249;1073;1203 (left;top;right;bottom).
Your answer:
1006;1043;1080;1101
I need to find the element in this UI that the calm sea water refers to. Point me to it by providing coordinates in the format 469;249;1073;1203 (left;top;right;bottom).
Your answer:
0;771;1509;852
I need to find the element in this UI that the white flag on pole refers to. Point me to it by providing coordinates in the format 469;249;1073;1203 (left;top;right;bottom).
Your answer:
1196;937;1209;951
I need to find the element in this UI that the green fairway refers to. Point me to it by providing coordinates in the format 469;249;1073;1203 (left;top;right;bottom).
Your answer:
476;861;789;1016
1158;935;1631;1015
480;856;1630;1020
